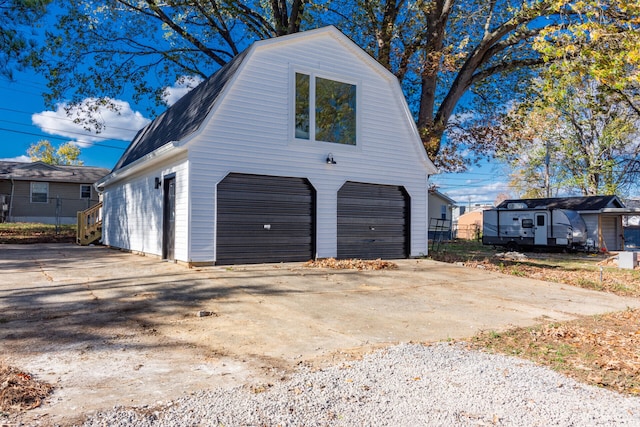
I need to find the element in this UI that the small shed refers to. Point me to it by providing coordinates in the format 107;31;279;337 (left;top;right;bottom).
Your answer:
96;26;437;265
456;210;484;240
623;199;640;250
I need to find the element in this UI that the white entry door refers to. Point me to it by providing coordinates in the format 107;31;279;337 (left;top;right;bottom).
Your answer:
534;213;548;245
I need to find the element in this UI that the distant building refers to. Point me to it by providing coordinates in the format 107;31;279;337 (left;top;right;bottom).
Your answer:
0;161;109;225
428;189;456;241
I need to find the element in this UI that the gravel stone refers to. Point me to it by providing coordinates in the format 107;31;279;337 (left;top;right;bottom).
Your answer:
80;343;640;426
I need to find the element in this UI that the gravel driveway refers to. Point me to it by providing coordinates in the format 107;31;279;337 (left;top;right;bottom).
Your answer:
82;343;640;426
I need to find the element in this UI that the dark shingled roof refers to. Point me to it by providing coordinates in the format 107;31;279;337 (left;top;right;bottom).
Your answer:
496;196;625;211
0;161;109;183
113;49;251;172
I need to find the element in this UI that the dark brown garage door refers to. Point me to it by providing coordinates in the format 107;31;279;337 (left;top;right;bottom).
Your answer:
216;173;315;265
337;181;409;259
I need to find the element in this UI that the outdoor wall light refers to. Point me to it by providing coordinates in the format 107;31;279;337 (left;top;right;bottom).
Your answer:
155;177;162;189
326;153;336;165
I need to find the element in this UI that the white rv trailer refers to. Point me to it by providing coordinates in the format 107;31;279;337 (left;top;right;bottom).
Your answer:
482;203;588;251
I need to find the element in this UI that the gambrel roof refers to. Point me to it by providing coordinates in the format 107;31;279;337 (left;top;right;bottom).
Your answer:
113;49;250;171
496;196;625;211
0;161;109;183
108;26;436;177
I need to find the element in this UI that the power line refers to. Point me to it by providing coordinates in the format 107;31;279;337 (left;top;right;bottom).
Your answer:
0;107;148;133
0;127;127;150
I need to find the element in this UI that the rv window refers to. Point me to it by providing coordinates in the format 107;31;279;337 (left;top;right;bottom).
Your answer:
522;219;534;228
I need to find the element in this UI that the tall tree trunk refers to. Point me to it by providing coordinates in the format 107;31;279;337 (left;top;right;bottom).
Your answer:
417;0;452;158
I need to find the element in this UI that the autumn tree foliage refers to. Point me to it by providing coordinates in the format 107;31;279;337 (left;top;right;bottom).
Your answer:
28;0;640;170
27;140;83;165
485;69;640;197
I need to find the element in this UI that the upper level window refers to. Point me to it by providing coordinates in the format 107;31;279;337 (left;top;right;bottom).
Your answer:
440;205;447;219
31;182;48;203
80;184;91;199
295;72;356;145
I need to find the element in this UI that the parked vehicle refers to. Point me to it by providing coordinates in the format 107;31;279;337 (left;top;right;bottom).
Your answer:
482;205;588;251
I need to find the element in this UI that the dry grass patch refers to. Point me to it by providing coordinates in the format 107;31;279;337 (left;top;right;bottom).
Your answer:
0;364;53;413
0;222;75;244
304;258;398;270
435;241;640;395
470;309;640;395
430;241;640;297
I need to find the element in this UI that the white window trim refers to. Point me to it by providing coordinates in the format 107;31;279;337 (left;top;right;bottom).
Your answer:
291;67;361;148
80;184;92;199
30;182;49;204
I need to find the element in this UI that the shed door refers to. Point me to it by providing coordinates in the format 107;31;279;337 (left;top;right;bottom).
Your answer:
337;181;409;259
601;216;620;251
216;173;315;265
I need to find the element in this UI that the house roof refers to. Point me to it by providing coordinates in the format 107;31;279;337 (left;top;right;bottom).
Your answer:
496;195;625;211
112;48;250;172
428;189;457;205
0;161;109;183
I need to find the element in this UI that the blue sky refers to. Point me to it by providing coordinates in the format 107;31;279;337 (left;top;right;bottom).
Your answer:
0;30;510;206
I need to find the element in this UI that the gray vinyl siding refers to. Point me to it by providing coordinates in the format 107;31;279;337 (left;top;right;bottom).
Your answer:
3;180;99;223
581;214;622;251
186;32;430;262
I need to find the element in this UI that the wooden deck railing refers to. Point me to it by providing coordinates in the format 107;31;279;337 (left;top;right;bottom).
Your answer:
77;201;102;245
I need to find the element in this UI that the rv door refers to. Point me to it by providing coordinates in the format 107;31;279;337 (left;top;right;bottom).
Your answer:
534;213;548;245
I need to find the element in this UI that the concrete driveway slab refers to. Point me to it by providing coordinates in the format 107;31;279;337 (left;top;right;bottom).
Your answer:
1;243;638;425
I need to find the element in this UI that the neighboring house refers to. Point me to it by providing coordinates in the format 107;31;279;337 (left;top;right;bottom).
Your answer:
0;161;109;225
428;189;456;241
492;196;635;251
95;26;437;265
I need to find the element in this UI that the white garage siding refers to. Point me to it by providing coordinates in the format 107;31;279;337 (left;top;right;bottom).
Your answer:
102;155;189;261
186;32;431;263
98;27;435;265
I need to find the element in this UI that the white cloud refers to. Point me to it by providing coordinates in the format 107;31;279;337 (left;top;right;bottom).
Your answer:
444;181;511;205
0;155;31;162
32;98;151;147
162;76;204;106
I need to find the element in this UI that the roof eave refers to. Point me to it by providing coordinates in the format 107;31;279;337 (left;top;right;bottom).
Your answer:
95;142;184;190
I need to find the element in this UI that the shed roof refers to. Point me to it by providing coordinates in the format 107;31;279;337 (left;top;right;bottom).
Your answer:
496;196;625;211
0;161;109;183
